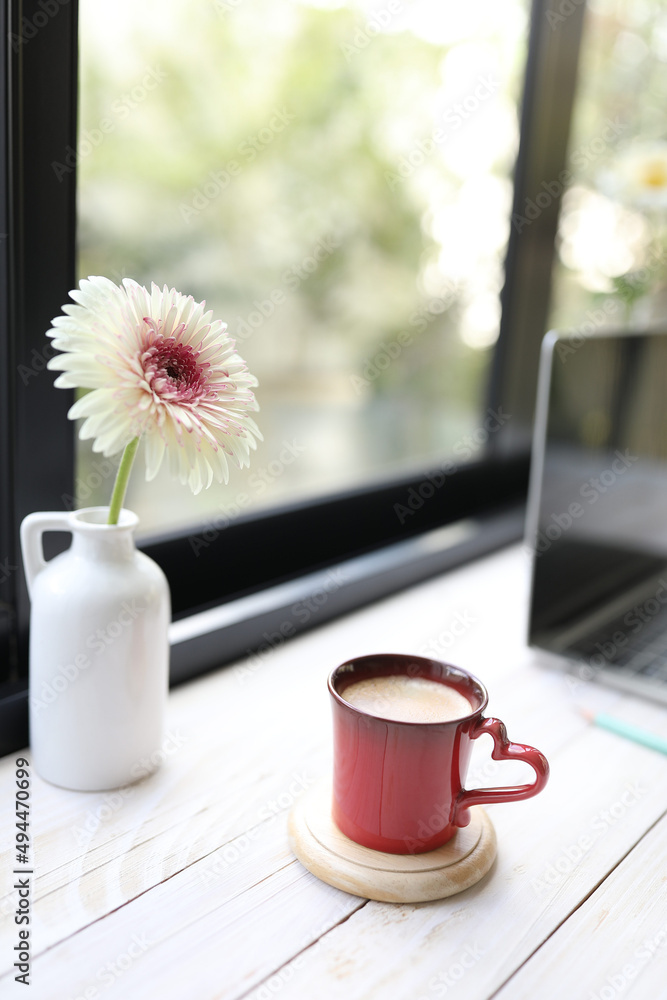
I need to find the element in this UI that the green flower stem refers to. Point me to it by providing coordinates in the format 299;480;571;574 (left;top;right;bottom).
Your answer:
107;437;140;525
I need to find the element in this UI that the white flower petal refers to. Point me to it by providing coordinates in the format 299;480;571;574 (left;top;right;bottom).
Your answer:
144;433;166;481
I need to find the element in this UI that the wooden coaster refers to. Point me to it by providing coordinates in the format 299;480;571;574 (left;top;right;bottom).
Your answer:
288;780;497;903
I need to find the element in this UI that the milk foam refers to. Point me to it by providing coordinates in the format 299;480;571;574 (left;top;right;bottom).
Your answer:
342;674;472;723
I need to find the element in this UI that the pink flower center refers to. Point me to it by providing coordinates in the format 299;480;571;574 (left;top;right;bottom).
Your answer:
140;324;211;404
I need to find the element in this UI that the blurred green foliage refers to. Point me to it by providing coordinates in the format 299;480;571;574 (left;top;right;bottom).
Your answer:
549;0;667;332
77;0;526;531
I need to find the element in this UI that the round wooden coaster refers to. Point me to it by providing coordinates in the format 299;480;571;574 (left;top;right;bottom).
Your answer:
288;780;497;903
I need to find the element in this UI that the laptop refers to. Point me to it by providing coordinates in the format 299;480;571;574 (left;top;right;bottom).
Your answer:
526;326;667;704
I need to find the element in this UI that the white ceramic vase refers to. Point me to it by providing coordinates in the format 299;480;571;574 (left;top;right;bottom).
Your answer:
20;507;170;791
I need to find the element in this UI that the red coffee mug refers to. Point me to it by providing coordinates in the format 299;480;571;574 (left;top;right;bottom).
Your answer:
329;653;549;854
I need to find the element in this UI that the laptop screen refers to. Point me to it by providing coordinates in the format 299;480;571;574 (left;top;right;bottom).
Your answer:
527;329;667;659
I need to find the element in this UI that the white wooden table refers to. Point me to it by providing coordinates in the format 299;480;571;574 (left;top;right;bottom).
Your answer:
2;543;667;1000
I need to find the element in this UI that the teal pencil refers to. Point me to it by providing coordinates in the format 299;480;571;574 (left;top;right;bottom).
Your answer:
581;709;667;756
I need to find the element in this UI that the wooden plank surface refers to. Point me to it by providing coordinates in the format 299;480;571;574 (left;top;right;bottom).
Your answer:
494;810;667;1000
0;545;665;999
253;735;667;1000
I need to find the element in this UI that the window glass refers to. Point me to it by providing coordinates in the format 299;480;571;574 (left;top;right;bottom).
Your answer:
548;0;667;334
77;0;529;535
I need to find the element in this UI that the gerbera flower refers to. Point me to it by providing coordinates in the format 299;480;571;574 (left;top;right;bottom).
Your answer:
47;276;261;518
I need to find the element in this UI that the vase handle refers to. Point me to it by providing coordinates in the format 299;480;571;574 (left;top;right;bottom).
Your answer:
20;512;72;600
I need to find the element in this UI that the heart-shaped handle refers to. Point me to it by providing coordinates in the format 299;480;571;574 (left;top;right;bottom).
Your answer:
454;716;549;827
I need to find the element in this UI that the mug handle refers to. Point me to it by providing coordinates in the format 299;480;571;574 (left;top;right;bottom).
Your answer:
20;511;72;600
454;716;549;827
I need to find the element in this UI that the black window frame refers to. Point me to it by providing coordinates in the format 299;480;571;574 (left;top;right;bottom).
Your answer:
0;0;586;754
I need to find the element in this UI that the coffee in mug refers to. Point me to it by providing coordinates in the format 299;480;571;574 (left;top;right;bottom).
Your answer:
342;674;472;723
